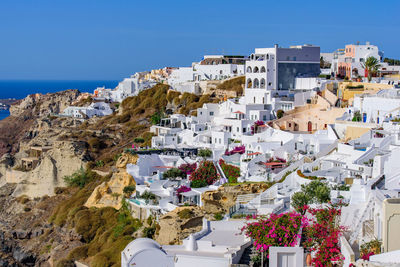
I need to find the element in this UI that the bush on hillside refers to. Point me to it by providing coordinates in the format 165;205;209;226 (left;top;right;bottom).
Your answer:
163;168;185;179
63;168;98;188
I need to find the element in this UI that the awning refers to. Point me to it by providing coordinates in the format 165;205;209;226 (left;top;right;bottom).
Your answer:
233;111;245;114
263;162;286;167
153;166;173;169
181;191;199;197
247;152;262;156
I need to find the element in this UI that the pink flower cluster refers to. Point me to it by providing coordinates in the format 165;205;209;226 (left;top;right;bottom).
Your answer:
176;185;191;195
241;211;307;257
303;206;345;266
225;145;245;156
178;163;197;175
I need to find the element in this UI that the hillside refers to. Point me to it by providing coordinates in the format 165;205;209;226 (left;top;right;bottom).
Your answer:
0;83;223;266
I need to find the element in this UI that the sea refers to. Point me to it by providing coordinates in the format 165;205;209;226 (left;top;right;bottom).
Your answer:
0;80;119;120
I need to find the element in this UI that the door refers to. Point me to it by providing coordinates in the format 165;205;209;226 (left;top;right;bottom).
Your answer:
307;121;312;132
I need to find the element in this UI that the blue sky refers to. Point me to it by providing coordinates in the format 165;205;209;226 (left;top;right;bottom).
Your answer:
0;0;399;80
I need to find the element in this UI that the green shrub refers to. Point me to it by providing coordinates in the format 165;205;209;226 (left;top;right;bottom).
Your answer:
277;109;284;119
123;185;136;197
178;209;194;219
163;168;185;179
133;137;145;143
143;226;156;238
214;212;224;221
95;160;104;167
63;168;97;188
190;179;208;188
198;148;212;158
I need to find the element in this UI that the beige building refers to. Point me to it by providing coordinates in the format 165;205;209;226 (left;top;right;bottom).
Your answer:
337;82;393;104
382;198;400;252
270;90;345;132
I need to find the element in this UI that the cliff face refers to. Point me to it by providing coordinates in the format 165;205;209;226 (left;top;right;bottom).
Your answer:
9;90;80;118
85;153;138;210
0;184;84;266
9;141;89;198
0;90;80;157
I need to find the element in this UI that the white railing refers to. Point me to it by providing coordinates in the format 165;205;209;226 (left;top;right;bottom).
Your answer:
213;160;228;184
349;196;374;245
236;193;260;204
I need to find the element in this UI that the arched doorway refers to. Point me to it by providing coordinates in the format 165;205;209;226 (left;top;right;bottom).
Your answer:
307;121;312;132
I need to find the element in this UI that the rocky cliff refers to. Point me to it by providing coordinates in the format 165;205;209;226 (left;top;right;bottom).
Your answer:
155;206;205;245
85;153;138;210
202;183;269;214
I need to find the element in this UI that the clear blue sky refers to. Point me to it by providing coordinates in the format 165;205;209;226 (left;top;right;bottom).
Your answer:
0;0;399;80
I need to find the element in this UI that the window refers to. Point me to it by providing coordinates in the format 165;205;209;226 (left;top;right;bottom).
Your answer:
210;111;214;116
263;115;267;121
200;111;202;115
293;56;296;61
237;127;239;132
254;97;256;103
243;128;246;133
219;138;221;144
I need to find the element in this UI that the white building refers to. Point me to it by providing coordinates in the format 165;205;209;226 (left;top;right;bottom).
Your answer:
353;89;399;124
95;72;157;102
122;219;251;267
167;55;245;94
61;102;113;119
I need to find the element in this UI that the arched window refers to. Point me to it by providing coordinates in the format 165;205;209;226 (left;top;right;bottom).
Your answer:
254;66;259;73
246;78;252;88
247;66;252;73
260;78;266;88
253;78;260;88
260;66;266;73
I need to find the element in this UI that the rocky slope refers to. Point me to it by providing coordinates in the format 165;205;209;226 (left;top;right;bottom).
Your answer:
85;153;138;210
0;184;84;267
202;183;270;214
155;206;205;245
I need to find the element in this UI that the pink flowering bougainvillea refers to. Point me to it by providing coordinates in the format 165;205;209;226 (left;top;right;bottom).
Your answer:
302;205;345;266
176;185;191;196
178;163;197;176
242;205;345;266
241;211;308;257
251;120;265;135
225;145;245;156
189;161;219;186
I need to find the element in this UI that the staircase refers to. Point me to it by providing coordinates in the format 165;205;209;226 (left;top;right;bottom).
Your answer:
238;245;255;265
214;160;228;184
349;196;374;245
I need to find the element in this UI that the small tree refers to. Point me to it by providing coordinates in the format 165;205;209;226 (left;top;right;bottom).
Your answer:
150;111;164;125
163;168;185;179
123;185;136;197
291;191;311;215
362;56;381;81
352;111;362;122
198;148;212;158
277;109;285;119
291;180;331;214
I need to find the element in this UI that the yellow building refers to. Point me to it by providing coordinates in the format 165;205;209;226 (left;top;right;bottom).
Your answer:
337;82;393;103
